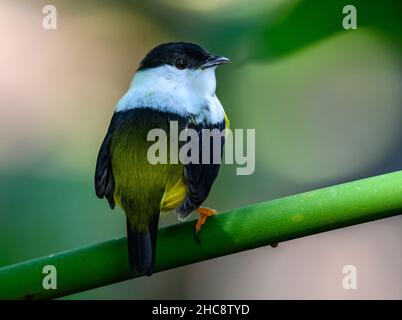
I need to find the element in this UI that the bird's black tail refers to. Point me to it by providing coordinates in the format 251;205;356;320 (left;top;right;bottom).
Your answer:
126;213;160;276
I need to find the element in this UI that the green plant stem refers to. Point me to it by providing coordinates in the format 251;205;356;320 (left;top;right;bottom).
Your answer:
1;171;402;299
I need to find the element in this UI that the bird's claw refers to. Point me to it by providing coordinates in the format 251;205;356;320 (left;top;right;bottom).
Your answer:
193;207;217;244
194;226;201;244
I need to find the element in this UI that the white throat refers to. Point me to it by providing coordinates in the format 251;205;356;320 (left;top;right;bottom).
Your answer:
115;65;225;124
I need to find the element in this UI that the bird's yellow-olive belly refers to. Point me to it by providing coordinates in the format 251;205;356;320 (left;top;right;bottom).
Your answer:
109;110;187;228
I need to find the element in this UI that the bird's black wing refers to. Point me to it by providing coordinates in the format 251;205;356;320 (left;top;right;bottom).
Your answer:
177;120;226;218
95;112;122;209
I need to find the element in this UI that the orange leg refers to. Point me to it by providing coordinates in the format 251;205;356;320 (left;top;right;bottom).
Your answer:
194;207;217;243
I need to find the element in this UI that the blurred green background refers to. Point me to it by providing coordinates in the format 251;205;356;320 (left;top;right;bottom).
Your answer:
0;0;401;299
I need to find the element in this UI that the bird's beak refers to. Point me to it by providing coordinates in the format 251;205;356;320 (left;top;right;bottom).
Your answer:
200;56;230;69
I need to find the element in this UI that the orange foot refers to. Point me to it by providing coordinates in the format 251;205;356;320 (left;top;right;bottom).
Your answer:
194;207;217;244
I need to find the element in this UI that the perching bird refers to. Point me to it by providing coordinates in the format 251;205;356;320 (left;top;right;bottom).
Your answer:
95;42;230;275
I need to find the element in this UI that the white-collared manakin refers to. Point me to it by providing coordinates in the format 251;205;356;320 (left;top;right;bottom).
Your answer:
95;42;230;275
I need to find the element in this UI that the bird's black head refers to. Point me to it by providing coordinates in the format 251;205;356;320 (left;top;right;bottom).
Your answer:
138;42;229;71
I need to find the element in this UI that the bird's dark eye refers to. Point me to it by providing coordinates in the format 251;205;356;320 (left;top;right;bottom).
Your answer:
174;58;188;70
